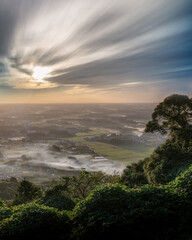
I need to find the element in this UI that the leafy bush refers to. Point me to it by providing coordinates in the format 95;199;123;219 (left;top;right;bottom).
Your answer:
0;207;13;221
167;165;192;197
143;141;192;184
0;203;71;240
71;184;192;240
121;159;148;187
122;141;192;186
0;198;5;207
38;185;75;210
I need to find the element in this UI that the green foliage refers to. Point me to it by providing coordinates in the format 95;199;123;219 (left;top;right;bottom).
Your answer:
121;94;192;186
143;141;192;184
36;170;119;210
171;125;192;149
12;179;42;205
145;94;192;148
38;185;75;210
122;141;192;185
0;178;19;201
0;198;5;207
0;207;12;222
0;203;71;240
167;165;192;197
121;159;148;187
59;170;120;203
71;184;192;240
2;166;192;239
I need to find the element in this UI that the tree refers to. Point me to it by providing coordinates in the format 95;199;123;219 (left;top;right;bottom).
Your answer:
120;160;148;187
145;94;192;148
0;203;71;240
72;184;192;240
60;170;120;203
39;185;75;210
143;141;192;184
13;179;42;205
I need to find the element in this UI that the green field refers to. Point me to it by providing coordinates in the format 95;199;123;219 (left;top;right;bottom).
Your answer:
66;128;154;164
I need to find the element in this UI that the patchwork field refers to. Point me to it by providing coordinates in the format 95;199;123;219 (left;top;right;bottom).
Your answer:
0;103;164;182
67;128;154;163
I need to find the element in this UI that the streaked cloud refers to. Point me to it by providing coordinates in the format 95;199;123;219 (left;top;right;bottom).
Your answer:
0;0;191;102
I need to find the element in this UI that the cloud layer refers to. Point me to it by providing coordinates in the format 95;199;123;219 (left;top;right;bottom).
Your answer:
0;0;191;102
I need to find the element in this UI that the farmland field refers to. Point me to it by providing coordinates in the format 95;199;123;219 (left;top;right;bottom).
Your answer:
0;103;166;182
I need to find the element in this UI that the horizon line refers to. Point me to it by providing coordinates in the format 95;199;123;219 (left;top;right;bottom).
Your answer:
0;102;158;105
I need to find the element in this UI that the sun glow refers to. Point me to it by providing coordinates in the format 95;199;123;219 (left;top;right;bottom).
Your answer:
32;66;51;82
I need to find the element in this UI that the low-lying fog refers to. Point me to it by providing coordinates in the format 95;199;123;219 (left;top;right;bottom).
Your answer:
0;143;124;180
0;103;160;182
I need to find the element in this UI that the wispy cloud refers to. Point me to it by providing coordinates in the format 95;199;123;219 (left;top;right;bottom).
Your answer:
0;0;191;102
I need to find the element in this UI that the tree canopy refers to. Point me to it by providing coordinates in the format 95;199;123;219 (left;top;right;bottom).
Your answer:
145;94;192;148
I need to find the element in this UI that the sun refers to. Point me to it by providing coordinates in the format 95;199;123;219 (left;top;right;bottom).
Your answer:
32;66;51;82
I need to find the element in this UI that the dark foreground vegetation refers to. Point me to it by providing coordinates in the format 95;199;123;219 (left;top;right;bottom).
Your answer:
0;94;192;240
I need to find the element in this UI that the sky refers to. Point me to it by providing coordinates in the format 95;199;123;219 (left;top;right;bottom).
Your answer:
0;0;191;103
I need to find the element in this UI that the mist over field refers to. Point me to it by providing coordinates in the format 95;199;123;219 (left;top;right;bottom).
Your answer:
0;103;166;183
